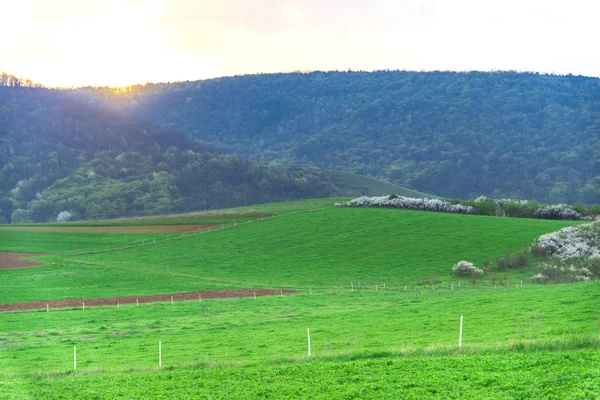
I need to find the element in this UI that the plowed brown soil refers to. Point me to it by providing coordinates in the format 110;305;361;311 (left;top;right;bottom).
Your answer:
0;225;213;234
0;289;295;312
0;252;48;270
120;214;275;222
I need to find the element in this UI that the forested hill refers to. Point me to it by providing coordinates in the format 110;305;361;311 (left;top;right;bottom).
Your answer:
84;71;600;204
0;84;392;223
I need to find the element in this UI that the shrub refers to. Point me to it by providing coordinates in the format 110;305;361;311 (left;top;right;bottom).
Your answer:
509;251;529;268
531;273;549;283
533;205;582;220
452;261;484;277
56;211;73;222
336;196;474;214
533;224;600;261
535;262;596;283
496;255;509;271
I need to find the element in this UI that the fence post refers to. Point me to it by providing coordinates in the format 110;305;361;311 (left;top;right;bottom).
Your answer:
46;303;49;312
307;328;311;357
159;341;162;368
82;302;85;311
459;315;463;348
74;346;77;371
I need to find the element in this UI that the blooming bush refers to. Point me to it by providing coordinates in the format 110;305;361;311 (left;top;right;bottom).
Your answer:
452;261;484;277
531;224;600;261
56;211;73;222
533;204;582;220
530;273;549;283
336;195;474;214
533;263;594;283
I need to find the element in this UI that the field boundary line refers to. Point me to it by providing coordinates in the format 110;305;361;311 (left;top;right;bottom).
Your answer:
63;206;329;258
67;260;243;284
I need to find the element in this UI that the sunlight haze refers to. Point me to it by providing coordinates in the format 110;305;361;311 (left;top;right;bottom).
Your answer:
1;0;599;87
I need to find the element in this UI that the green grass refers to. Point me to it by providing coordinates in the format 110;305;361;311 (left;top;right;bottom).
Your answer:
0;262;238;304
0;200;595;398
5;349;599;399
71;208;582;289
0;282;598;391
0;231;164;254
316;168;436;198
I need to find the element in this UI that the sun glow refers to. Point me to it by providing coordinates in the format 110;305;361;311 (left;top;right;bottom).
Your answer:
1;0;223;87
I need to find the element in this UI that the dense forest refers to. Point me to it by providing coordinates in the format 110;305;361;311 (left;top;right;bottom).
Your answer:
82;71;600;204
0;82;376;223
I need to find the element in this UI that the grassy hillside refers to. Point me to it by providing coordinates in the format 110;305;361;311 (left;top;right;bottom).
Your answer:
71;207;581;290
317;168;435;198
1;199;596;399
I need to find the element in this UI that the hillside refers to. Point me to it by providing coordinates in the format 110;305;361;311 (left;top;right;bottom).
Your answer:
69;207;580;290
0;83;421;223
83;71;600;203
1;200;598;398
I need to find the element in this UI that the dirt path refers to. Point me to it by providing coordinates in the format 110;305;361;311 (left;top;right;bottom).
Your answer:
0;252;49;270
0;225;215;234
0;289;295;312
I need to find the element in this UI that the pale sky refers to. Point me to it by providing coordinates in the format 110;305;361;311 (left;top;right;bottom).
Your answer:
1;0;599;87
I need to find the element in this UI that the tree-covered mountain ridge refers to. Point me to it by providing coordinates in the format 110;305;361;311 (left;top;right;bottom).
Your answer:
82;70;600;204
0;82;418;223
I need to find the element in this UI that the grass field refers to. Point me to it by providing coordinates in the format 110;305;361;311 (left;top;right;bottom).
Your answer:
70;207;582;289
6;349;599;399
0;199;597;399
1;282;599;398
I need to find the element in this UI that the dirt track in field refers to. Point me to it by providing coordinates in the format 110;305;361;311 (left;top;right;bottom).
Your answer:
0;225;214;234
0;252;49;270
119;214;276;222
0;289;295;312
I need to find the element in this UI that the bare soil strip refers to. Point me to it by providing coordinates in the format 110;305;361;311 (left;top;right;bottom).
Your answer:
0;252;49;270
0;225;214;234
118;214;276;222
0;289;295;312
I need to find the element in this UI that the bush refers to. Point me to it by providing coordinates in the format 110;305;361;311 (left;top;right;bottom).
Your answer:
533;205;582;220
56;211;73;222
533;224;600;261
452;261;484;277
336;196;474;214
509;252;529;268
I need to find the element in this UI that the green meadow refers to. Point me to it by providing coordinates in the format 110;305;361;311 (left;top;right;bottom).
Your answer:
0;199;597;399
71;207;582;289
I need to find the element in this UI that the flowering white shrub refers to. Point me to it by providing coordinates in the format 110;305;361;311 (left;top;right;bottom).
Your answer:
530;273;548;283
532;224;600;261
56;211;73;222
474;196;489;202
497;198;530;205
533;204;582;220
336;195;474;214
535;262;594;282
452;261;484;277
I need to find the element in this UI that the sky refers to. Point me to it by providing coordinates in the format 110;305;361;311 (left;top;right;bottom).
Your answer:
1;0;599;87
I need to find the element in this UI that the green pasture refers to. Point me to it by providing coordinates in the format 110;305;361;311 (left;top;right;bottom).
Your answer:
0;200;596;398
6;348;599;399
0;261;238;304
71;207;582;289
0;281;598;391
0;231;163;254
